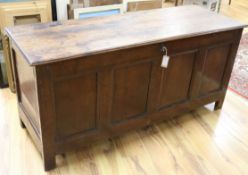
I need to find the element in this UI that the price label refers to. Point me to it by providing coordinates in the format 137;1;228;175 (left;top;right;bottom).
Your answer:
161;55;170;68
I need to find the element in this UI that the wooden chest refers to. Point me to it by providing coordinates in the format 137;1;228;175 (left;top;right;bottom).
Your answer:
6;6;246;171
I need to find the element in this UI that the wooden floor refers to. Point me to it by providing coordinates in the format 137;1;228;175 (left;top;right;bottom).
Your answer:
1;1;248;174
220;0;248;33
1;88;248;175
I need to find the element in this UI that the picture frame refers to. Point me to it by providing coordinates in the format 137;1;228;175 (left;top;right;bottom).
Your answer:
73;4;124;19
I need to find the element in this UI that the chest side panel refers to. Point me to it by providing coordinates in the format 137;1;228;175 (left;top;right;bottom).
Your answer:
14;49;40;135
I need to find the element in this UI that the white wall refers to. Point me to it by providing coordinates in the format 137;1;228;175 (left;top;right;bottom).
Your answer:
56;0;70;21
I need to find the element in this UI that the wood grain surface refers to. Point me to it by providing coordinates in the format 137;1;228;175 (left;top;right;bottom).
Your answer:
6;5;246;66
220;0;248;34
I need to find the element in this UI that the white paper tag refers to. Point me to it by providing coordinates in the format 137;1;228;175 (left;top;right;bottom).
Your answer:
161;55;170;68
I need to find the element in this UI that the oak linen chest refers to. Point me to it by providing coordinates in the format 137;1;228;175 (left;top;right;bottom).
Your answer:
6;5;246;171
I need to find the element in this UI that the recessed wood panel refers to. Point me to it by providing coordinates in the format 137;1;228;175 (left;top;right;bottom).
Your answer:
159;51;196;108
54;73;97;139
111;61;152;123
15;50;40;131
199;44;231;95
